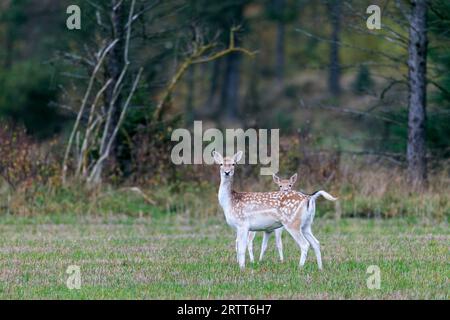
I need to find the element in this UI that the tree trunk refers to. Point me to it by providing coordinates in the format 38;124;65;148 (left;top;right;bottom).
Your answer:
407;0;428;187
104;0;126;168
274;0;285;86
220;50;242;121
219;4;244;122
203;59;221;116
186;65;195;124
4;30;13;69
328;0;341;96
244;53;261;127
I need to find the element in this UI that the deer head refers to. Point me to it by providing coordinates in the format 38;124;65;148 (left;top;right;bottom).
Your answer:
273;173;297;191
212;151;243;179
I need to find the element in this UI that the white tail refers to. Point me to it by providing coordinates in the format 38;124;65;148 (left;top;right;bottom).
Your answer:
310;190;338;202
305;190;337;227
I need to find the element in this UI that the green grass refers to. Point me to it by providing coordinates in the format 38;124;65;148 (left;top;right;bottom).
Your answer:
0;214;448;299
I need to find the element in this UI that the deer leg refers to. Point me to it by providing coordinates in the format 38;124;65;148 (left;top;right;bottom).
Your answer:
303;225;322;270
236;227;248;269
284;226;310;267
247;232;256;263
259;231;271;262
274;228;284;262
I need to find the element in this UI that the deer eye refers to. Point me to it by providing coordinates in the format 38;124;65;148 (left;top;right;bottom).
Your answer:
220;164;223;166
289;185;292;187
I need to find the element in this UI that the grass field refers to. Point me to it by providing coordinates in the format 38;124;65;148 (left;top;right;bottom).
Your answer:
0;214;448;299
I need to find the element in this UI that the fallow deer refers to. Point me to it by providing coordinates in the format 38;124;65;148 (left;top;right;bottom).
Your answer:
246;173;298;263
212;151;337;270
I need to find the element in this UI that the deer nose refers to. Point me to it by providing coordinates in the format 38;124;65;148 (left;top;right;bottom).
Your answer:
224;171;230;176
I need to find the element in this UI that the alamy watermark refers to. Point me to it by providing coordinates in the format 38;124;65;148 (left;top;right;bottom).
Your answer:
366;5;381;30
66;265;81;290
171;121;279;175
66;4;381;31
66;5;81;30
366;265;381;290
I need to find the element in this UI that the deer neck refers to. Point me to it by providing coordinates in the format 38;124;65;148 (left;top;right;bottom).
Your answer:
218;176;234;215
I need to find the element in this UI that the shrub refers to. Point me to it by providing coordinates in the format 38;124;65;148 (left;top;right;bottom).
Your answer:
0;120;60;209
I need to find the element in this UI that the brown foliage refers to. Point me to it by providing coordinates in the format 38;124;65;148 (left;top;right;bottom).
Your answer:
0;121;59;191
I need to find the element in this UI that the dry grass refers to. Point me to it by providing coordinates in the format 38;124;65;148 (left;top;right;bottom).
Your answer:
0;161;449;221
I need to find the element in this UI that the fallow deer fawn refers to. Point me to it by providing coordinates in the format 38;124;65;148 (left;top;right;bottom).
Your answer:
213;151;337;270
246;173;298;263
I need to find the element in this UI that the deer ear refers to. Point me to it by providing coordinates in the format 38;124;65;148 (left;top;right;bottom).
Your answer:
212;151;223;164
233;151;243;163
290;173;298;185
273;174;280;184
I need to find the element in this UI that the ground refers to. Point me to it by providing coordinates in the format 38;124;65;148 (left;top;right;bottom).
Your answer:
0;214;448;299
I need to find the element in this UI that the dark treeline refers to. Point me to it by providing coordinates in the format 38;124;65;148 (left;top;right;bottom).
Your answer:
0;0;449;190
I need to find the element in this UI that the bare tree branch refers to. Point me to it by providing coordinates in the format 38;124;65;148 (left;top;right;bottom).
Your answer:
89;68;143;184
62;39;118;184
154;27;256;120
